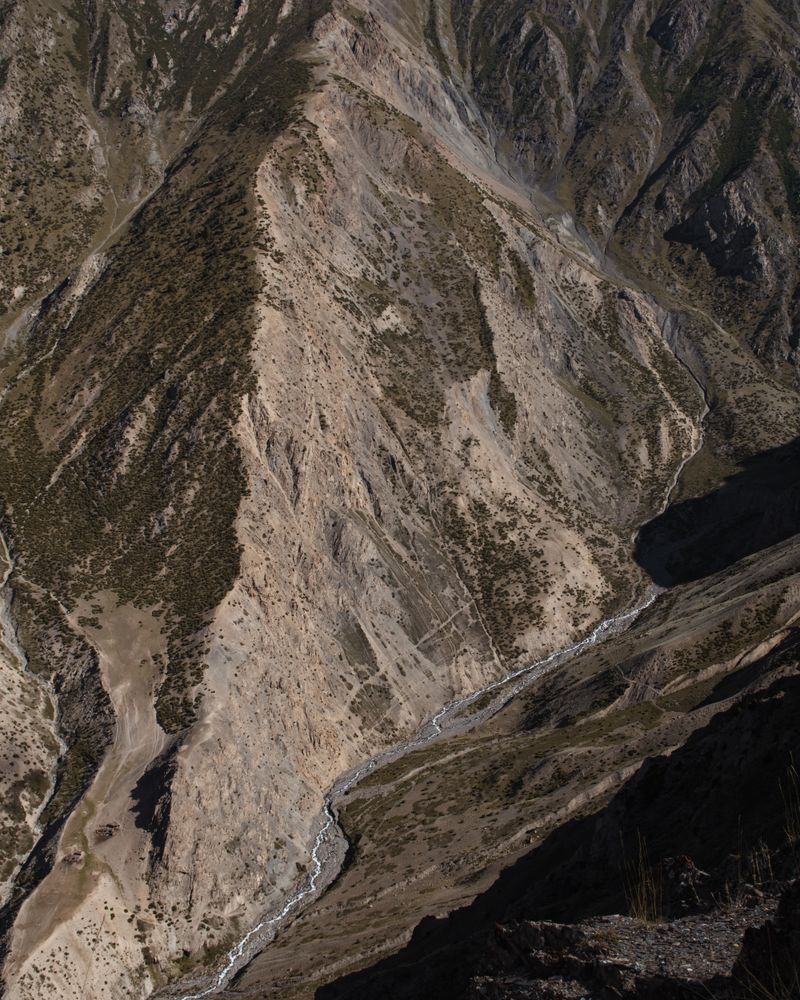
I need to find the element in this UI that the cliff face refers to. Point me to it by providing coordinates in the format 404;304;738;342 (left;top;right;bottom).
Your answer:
0;0;798;997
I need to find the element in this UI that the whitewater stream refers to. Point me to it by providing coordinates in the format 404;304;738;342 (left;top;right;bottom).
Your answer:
173;586;659;999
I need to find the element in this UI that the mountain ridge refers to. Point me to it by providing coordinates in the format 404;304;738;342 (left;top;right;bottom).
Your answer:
0;0;797;996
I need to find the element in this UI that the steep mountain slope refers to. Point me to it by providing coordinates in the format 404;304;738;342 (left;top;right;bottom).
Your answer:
448;0;800;484
300;531;800;1000
0;0;797;998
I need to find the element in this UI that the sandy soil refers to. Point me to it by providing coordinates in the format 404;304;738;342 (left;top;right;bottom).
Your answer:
5;595;168;1000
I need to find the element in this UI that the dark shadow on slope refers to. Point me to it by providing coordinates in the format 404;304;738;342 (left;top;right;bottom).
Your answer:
317;665;800;1000
130;739;181;870
635;436;800;587
698;627;800;709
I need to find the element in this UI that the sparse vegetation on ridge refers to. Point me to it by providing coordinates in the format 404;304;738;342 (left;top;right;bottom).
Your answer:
2;0;800;997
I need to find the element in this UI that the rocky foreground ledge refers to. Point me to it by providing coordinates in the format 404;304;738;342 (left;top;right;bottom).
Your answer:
470;874;800;999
